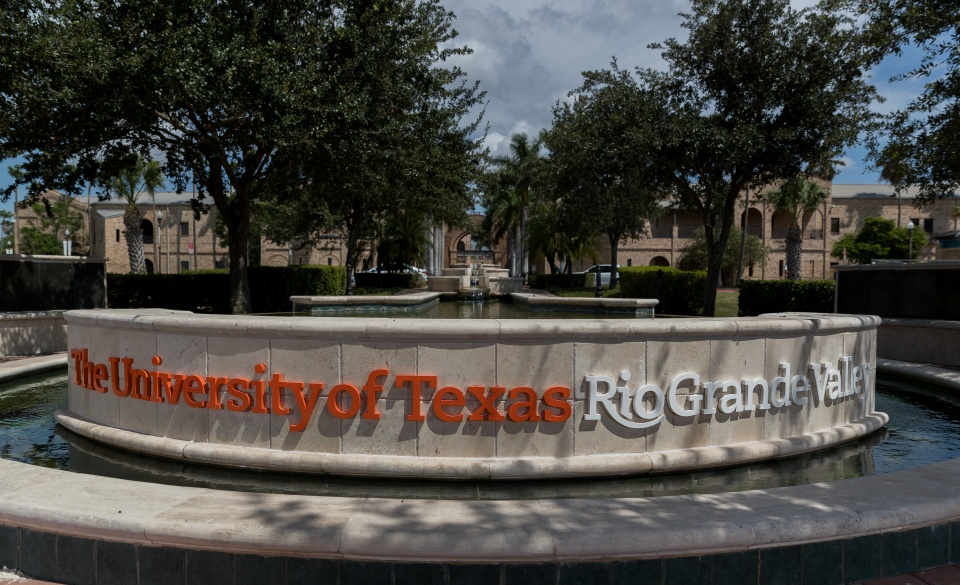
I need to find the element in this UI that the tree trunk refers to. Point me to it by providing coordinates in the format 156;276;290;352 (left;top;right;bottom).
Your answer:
226;203;252;314
786;221;802;280
345;230;362;296
736;186;749;284
123;205;145;274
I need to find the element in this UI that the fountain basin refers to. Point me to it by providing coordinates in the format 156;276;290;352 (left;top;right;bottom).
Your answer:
59;309;884;480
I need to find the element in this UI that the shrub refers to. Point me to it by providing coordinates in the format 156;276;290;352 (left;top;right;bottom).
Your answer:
619;267;706;316
529;273;590;290
353;271;422;289
738;279;835;316
108;265;347;313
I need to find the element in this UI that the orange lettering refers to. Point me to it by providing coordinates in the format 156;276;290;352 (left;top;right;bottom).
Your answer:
397;375;437;422
182;375;207;408
92;364;108;393
70;349;85;385
542;386;572;422
109;357;135;397
327;384;361;419
268;373;292;416
467;386;505;421
289;382;323;432
507;386;540;422
433;387;465;422
361;369;389;420
206;377;228;410
225;378;251;411
251;378;268;414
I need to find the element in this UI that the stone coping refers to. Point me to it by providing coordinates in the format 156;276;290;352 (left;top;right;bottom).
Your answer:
0;353;67;382
290;292;440;307
881;318;960;331
1;358;959;562
510;293;659;309
0;311;64;322
53;410;889;480
63;310;879;342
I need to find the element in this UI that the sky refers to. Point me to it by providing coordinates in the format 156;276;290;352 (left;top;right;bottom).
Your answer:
0;0;933;218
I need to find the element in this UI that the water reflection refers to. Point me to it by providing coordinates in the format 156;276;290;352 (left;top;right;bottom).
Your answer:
2;374;958;499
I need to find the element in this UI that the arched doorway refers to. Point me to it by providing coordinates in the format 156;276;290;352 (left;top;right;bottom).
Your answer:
649;256;670;267
144;258;154;274
141;219;154;244
740;208;763;238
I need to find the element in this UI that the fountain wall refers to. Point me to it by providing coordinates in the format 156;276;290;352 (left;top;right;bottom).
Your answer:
58;309;884;479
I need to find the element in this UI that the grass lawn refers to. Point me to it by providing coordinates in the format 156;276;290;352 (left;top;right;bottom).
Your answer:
715;290;739;317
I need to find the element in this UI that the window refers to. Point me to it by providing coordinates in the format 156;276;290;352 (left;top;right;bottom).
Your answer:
327;257;333;266
748;264;754;277
115;229;120;243
626;258;632;267
924;218;933;234
180;222;189;236
779;260;785;277
831;217;840;234
180;261;190;272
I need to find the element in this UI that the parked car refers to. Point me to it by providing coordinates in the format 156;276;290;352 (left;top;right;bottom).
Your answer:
363;264;427;276
574;264;620;287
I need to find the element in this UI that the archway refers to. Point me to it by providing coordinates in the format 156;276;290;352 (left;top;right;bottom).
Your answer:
140;219;154;245
649;256;670;267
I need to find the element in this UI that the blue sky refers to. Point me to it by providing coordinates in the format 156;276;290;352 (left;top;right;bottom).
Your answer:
0;0;933;217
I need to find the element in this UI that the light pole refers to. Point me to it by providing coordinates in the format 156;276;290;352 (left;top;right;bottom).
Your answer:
156;211;163;273
62;228;72;256
907;220;915;261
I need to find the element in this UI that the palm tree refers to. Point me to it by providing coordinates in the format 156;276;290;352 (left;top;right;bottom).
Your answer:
105;157;163;273
485;133;543;277
878;144;911;227
764;179;828;280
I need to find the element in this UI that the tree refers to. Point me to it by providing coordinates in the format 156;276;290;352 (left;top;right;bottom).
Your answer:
760;179;829;280
831;216;927;263
877;143;912;226
679;226;768;287
641;0;875;314
375;210;433;272
20;197;85;255
542;64;666;289
836;0;960;200
1;0;481;310
104;157;163;274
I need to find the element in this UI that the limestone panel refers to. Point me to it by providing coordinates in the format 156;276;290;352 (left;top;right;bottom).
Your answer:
419;396;497;458
340;398;418;456
341;342;417;401
572;400;649;456
707;338;766;446
66;325;89;418
573;341;646;400
644;340;711;452
269;338;341;454
156;333;208;442
85;327;120;427
763;333;845;440
208;336;271;448
117;330;158;435
496;342;575;397
497;393;574;458
418;342;496;393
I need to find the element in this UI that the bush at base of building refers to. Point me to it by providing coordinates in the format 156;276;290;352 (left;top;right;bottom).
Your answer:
108;265;347;313
529;273;592;290
619;267;706;316
738;279;834;316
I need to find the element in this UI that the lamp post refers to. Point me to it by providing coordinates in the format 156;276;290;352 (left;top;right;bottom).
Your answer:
156;211;163;273
907;220;915;261
62;228;72;256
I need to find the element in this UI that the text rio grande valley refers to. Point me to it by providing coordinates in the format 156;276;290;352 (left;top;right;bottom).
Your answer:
69;348;870;432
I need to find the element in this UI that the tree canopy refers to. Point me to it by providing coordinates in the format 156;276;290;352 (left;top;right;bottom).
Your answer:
640;0;875;313
831;216;927;263
1;0;482;310
542;63;667;289
678;226;768;287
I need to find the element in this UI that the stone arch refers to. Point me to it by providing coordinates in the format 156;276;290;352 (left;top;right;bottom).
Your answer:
740;208;763;238
141;219;154;244
770;208;792;240
649;256;670;267
144;258;154;274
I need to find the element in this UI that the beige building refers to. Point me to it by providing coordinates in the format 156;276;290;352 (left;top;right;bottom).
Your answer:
14;184;960;278
572;183;960;280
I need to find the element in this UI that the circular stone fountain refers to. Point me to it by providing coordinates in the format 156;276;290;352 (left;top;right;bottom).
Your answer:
55;309;885;480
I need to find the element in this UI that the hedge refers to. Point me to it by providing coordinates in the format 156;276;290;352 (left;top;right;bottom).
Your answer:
108;265;347;313
353;271;423;289
619;266;706;316
737;279;835;316
529;273;591;290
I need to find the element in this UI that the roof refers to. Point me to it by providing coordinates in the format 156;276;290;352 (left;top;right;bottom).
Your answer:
831;184;960;199
91;191;214;207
